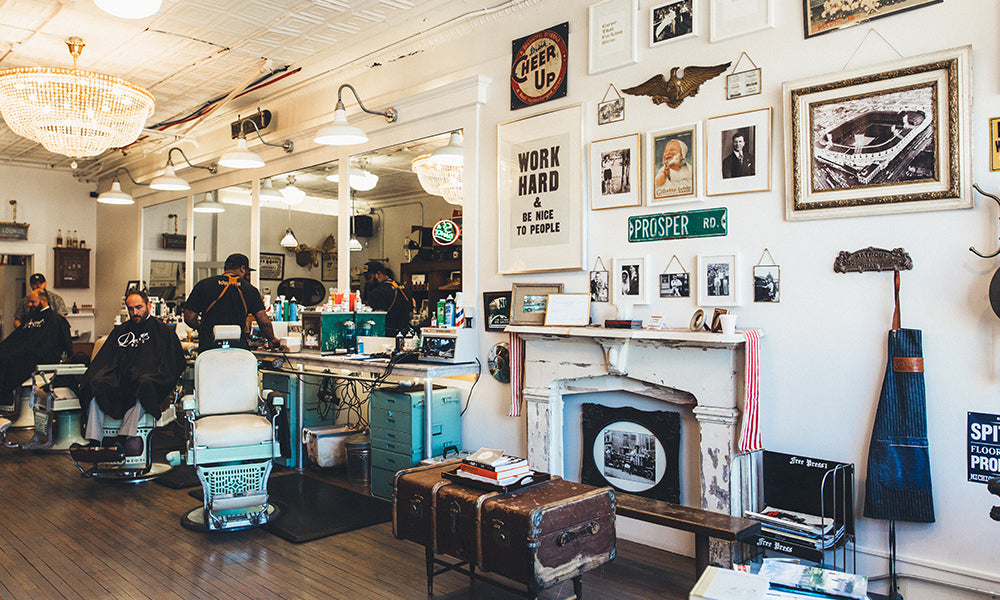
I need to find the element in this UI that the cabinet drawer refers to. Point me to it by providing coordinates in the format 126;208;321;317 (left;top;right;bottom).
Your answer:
370;427;414;453
372;448;417;472
370;466;398;501
370;405;416;435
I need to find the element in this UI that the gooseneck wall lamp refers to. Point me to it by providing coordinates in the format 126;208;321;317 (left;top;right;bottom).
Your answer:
314;84;397;146
219;117;294;169
150;147;218;191
97;167;147;205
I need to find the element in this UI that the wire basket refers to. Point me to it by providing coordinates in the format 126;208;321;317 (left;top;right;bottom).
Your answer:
200;461;271;498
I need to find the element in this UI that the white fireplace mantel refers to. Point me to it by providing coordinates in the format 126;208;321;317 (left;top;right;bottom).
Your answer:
509;325;758;520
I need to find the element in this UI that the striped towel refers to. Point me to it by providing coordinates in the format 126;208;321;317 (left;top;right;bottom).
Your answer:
509;331;525;417
738;329;761;452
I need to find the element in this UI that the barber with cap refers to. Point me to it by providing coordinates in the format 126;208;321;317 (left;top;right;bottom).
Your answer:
183;253;279;353
13;273;67;329
362;260;414;337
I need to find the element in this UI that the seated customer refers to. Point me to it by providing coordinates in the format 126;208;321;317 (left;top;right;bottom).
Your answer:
73;290;186;459
0;289;72;407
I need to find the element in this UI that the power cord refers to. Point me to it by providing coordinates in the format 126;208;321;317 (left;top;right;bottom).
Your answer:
460;357;482;416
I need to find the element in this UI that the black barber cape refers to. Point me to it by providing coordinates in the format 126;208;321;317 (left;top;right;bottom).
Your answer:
81;316;185;420
0;307;72;402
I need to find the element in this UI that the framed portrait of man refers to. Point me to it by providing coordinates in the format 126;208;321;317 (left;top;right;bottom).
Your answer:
706;108;771;196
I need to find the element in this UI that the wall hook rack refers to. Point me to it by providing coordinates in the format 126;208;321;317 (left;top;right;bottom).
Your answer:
833;247;912;273
970;184;1000;259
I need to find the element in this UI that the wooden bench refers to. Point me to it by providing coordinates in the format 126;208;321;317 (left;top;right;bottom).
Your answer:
616;493;760;577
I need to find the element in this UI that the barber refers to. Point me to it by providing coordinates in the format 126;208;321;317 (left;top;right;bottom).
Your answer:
13;273;68;328
183;253;279;353
72;289;186;459
362;260;414;337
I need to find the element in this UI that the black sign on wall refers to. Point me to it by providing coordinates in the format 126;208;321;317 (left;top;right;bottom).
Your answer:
968;412;1000;483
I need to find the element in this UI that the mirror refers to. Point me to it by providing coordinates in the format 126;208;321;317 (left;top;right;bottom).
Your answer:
349;131;463;328
142;197;188;311
193;187;252;283
0;254;30;337
258;161;339;302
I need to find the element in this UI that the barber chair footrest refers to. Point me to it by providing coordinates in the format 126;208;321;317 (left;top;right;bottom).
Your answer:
211;490;268;512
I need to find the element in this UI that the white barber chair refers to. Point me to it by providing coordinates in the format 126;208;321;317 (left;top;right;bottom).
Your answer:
167;325;283;531
0;364;88;451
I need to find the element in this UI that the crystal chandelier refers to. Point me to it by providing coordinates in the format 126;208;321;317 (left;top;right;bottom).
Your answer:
0;37;155;162
411;153;463;206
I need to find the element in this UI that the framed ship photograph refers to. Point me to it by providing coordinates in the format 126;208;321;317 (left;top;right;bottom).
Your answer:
783;46;971;221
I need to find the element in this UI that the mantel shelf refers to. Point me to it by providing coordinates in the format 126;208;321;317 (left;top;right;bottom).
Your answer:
505;325;758;348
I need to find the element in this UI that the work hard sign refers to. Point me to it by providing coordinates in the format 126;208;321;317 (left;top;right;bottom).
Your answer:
510;22;569;110
511;135;569;248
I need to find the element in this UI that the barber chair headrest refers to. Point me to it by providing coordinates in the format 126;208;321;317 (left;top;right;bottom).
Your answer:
213;325;242;341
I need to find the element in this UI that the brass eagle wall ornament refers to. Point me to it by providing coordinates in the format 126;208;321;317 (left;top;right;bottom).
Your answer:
622;62;731;108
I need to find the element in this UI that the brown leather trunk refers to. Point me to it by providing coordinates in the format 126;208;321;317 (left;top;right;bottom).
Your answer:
392;461;459;550
479;479;617;592
434;481;500;562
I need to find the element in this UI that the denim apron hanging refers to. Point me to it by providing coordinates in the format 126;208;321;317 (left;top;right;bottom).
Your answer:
864;271;934;522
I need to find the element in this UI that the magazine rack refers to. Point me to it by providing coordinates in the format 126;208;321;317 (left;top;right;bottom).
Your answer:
734;450;856;572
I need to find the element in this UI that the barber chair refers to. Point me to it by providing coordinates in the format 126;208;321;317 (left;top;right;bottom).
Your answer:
0;364;88;452
69;337;180;483
167;325;283;532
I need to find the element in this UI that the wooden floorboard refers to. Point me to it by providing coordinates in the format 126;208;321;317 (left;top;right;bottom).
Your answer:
0;443;696;600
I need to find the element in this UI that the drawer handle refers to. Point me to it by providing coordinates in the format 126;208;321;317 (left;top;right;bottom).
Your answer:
557;521;600;547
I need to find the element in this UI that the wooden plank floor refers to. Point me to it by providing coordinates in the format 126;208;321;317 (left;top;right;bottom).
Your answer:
0;438;696;600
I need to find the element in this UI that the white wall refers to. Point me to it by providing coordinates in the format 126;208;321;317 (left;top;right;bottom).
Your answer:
72;0;1000;595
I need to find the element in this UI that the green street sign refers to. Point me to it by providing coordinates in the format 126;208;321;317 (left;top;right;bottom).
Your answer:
628;207;727;243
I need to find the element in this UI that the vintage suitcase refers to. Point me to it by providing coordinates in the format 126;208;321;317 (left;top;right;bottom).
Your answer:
393;461;460;550
479;479;617;594
434;480;501;562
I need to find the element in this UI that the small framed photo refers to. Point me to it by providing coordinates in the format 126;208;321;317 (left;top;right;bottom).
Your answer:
589;0;639;75
646;124;698;205
598;96;625;125
613;257;649;305
710;0;773;42
590;269;610;302
706;107;771;196
697;253;740;306
544;294;592;326
659;272;690;298
650;0;695;47
483;291;513;332
754;265;780;303
320;252;336;282
591;133;641;210
259;252;285;281
510;283;564;326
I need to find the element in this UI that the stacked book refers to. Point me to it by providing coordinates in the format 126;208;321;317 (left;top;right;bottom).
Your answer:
456;448;530;486
746;506;845;551
758;559;868;600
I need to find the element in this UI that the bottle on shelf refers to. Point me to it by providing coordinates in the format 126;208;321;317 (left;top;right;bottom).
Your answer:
71;302;79;314
56;229;63;247
444;294;455;327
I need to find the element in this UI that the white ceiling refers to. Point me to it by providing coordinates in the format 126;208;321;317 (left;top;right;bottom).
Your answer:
0;0;504;170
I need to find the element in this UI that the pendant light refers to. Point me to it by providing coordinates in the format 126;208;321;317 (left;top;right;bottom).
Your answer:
218;116;293;169
314;84;397;146
427;131;464;167
281;175;306;206
193;191;225;213
280;204;298;248
260;177;284;203
349;192;363;251
326;160;379;191
97;167;146;205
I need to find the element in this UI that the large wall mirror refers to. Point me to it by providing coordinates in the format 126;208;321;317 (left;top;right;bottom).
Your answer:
349;131;463;328
193;187;251;284
258;161;339;304
141;197;188;311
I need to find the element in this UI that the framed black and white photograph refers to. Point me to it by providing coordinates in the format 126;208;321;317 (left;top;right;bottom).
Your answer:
591;133;641;210
259;252;284;281
784;46;971;221
483;291;513;332
646;124;698;205
754;265;780;303
590;268;610;302
706;107;771;196
589;0;638;75
650;0;695;47
804;0;941;38
320;252;336;282
613;256;649;305
710;0;773;42
659;272;690;298
580;403;680;503
697;253;740;306
510;282;564;326
598;97;625;125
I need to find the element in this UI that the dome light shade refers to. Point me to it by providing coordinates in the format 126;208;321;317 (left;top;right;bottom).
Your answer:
97;180;134;205
0;37;154;159
193;192;225;213
95;0;162;19
314;107;368;146
349;236;363;251
327;168;379;191
218;137;264;169
280;228;299;248
428;131;464;167
260;177;284;202
282;183;306;205
149;164;190;191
